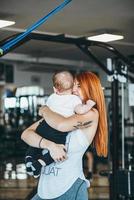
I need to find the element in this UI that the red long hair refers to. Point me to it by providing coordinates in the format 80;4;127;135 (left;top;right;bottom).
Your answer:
76;72;108;157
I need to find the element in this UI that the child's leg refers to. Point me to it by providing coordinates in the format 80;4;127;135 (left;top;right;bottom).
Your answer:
28;152;54;178
25;147;43;177
39;152;54;165
25;147;55;178
25;147;36;176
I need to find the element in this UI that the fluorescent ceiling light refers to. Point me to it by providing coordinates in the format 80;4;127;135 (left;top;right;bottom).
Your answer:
0;20;15;28
87;33;124;42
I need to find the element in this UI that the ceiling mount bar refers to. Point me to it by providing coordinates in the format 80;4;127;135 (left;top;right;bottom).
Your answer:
88;41;134;68
29;32;134;70
76;44;112;75
1;30;133;78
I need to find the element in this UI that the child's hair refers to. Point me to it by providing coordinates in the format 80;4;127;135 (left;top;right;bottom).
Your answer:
76;71;108;157
52;71;74;93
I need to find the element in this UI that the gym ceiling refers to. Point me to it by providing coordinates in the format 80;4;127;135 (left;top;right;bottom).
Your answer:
0;0;134;70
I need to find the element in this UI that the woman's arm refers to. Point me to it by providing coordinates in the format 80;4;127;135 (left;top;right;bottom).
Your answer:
39;106;98;132
21;119;67;162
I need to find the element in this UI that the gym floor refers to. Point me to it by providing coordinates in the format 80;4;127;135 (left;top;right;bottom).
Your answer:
0;157;109;200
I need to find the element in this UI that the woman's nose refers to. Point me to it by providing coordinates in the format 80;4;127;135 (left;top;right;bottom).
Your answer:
73;85;78;94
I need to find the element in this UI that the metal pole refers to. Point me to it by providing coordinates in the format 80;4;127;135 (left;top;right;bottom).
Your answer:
110;72;120;200
121;82;125;169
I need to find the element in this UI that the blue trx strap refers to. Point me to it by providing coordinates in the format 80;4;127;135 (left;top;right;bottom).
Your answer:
0;0;72;55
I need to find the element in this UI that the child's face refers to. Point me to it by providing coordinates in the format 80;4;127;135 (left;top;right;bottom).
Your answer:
73;80;84;101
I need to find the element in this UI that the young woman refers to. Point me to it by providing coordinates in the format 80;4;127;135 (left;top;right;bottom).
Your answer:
21;71;108;200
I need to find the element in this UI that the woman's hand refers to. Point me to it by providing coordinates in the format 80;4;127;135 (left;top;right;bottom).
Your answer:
47;142;67;162
38;107;67;162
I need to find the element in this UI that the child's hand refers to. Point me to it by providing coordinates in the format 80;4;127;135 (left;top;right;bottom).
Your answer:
86;100;96;107
74;100;96;115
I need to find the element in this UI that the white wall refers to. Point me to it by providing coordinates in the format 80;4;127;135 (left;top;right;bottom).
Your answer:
14;63;53;94
13;62;110;94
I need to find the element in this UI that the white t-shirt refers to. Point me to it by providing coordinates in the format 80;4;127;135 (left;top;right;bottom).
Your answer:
38;93;89;199
38;129;90;199
46;93;82;117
